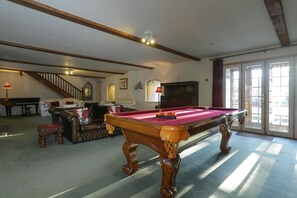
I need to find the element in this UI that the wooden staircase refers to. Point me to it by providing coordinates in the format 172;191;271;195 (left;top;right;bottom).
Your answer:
25;71;83;100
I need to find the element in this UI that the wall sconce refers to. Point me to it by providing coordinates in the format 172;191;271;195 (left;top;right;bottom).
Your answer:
141;31;155;45
3;82;12;100
65;69;73;75
135;81;144;90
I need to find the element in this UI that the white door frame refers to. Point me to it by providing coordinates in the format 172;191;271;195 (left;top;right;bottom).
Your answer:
265;58;294;138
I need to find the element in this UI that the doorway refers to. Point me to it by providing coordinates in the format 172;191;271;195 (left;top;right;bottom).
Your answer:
224;58;293;138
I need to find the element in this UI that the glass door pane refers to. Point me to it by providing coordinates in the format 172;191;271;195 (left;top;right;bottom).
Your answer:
224;66;240;128
267;59;293;137
242;63;263;133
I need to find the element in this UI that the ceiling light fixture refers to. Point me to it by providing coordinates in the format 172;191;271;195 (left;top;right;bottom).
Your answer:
141;31;155;45
65;69;73;75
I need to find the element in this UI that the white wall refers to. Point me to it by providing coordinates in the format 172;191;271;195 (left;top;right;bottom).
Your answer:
102;58;213;110
0;71;98;116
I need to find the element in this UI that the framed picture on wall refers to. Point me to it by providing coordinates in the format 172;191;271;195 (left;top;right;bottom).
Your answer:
119;78;128;90
83;82;93;100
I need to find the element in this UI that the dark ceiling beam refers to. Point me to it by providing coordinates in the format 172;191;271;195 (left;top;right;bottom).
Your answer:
0;67;104;79
263;0;290;46
0;58;125;75
9;0;200;61
0;40;153;70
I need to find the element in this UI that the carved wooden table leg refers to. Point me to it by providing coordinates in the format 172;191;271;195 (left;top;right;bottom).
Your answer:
122;141;139;175
106;123;115;135
159;154;180;198
219;123;232;153
38;135;41;144
238;117;245;125
40;135;46;148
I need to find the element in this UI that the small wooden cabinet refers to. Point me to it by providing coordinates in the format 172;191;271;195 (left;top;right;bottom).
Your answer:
160;81;199;108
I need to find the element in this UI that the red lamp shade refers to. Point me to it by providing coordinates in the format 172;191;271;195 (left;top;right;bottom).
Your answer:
155;86;162;93
3;82;12;89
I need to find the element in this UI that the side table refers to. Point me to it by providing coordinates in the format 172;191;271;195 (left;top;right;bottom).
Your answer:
37;124;64;148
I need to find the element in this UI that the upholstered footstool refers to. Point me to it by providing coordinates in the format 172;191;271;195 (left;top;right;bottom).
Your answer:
37;124;64;148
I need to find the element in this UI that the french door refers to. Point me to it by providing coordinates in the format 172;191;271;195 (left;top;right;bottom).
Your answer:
242;62;264;134
265;59;293;137
224;58;294;138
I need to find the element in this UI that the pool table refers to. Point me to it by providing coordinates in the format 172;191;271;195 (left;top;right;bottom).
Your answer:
104;106;247;198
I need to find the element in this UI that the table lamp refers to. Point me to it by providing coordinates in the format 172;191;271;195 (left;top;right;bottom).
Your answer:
3;82;12;100
155;86;162;107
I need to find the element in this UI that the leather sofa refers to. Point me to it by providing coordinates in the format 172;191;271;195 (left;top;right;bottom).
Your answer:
59;105;136;143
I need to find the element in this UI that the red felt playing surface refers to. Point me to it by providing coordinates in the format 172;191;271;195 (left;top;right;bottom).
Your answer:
114;107;239;126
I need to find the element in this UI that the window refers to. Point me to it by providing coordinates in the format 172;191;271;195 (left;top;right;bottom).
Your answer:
83;82;93;100
225;66;240;108
107;84;115;101
146;80;161;102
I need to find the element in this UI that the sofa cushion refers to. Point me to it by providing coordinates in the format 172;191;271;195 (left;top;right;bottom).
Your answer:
108;105;121;114
73;108;89;125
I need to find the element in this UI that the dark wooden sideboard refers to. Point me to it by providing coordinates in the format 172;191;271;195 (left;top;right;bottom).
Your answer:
160;81;199;108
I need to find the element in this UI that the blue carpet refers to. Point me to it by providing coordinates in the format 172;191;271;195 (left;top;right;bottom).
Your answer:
0;116;297;198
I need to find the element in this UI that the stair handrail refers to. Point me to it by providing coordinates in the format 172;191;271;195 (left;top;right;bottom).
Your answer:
38;73;82;99
26;71;82;99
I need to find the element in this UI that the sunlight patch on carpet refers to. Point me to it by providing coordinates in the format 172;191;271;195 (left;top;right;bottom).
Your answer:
138;155;159;165
238;156;274;197
83;165;159;198
0;133;24;138
48;186;78;198
198;150;238;179
180;142;209;158
266;143;283;155
255;141;271;152
218;152;260;193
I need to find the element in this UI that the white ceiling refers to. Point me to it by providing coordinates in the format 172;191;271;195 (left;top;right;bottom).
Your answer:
0;0;296;78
